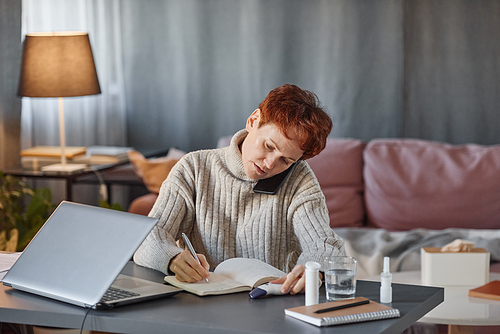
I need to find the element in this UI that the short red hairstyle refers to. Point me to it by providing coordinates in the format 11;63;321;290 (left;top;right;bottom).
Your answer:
258;84;332;159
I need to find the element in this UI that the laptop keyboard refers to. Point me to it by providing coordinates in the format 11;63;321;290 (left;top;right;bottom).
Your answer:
100;286;140;303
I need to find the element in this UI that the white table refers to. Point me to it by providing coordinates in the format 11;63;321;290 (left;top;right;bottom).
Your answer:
366;271;500;334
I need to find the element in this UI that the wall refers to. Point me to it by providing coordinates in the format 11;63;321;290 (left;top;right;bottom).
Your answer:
0;0;22;169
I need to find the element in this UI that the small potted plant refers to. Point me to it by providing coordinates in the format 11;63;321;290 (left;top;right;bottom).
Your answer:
0;171;54;252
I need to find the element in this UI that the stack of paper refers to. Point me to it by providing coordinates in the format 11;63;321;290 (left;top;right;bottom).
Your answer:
0;252;22;281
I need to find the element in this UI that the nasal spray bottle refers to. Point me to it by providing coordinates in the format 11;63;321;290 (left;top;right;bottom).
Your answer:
305;261;321;306
380;257;392;303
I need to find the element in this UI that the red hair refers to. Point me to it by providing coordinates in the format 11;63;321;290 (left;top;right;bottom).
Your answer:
258;84;332;159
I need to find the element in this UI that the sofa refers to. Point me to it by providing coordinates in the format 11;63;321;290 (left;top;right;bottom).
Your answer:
128;137;500;279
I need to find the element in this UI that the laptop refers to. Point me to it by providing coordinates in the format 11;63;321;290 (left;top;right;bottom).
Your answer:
2;201;181;309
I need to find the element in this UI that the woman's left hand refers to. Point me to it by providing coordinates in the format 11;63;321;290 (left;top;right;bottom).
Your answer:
269;265;322;295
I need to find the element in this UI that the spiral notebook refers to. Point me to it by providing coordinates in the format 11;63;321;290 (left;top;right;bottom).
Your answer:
285;297;400;327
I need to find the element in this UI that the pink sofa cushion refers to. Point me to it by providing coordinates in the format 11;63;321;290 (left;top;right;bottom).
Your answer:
307;139;366;228
364;139;500;230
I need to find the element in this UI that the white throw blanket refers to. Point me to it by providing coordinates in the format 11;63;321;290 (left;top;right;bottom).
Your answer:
334;228;500;279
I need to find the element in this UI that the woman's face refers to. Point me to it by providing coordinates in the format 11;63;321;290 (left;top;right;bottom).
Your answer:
240;109;304;180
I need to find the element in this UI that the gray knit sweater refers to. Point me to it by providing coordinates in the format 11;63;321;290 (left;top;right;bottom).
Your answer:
133;130;345;275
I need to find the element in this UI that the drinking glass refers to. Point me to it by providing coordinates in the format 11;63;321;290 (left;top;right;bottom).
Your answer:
323;256;357;301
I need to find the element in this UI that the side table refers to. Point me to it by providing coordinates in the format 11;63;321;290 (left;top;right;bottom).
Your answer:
366;271;500;334
2;148;169;202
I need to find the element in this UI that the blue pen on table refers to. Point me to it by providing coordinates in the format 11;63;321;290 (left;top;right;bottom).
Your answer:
181;233;209;283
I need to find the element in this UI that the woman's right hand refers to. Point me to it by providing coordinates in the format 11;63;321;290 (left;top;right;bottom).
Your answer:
168;250;210;283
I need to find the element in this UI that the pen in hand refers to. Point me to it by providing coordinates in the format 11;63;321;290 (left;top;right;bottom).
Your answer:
181;233;209;283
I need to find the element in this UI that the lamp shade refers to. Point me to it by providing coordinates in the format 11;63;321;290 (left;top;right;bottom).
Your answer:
18;32;101;98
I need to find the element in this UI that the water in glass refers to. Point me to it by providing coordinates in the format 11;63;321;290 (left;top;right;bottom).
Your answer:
325;268;356;300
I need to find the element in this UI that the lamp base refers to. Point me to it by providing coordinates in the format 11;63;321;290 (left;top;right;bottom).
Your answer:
41;163;87;172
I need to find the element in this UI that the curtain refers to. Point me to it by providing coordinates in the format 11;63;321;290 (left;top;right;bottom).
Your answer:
120;0;500;151
20;0;500;205
21;0;500;152
121;0;403;151
403;0;500;144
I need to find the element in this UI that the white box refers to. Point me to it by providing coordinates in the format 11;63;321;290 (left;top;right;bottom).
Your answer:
421;247;490;287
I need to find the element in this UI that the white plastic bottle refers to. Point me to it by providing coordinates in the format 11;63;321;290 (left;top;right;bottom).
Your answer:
305;261;321;306
380;257;392;303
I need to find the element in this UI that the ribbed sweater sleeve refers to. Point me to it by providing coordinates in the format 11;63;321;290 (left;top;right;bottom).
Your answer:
286;167;346;266
132;160;195;274
133;130;345;275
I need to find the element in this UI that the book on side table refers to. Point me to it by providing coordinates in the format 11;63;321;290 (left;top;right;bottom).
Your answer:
21;146;87;158
21;146;87;169
469;280;500;301
164;258;285;296
72;146;132;165
285;297;400;327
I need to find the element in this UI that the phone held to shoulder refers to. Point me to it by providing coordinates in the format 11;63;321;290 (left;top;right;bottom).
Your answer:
253;162;298;195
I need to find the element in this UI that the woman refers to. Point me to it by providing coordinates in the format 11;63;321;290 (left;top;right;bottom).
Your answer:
134;84;345;295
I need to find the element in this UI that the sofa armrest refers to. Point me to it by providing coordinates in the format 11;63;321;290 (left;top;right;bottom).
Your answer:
307;138;366;228
128;193;158;216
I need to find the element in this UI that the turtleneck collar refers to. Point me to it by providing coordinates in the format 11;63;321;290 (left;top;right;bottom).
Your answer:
224;129;257;183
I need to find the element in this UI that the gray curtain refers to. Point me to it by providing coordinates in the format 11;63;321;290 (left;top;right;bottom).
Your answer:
15;0;500;157
4;0;500;205
121;0;500;152
404;0;500;144
122;0;403;151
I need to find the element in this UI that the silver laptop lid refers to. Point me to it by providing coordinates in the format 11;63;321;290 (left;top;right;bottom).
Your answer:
3;201;158;307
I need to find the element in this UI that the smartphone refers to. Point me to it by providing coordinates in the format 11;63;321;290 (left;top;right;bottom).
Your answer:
253;162;298;195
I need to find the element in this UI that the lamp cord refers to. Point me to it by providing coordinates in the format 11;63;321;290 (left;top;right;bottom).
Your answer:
90;167;108;202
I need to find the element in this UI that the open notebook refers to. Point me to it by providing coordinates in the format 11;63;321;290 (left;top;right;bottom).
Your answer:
164;258;286;296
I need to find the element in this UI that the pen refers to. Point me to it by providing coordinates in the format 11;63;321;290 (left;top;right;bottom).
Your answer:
181;233;209;283
314;299;370;314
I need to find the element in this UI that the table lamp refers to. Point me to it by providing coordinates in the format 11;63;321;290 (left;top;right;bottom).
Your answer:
17;31;101;172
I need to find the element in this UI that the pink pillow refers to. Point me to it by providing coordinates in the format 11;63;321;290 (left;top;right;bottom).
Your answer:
364;139;500;230
307;139;366;228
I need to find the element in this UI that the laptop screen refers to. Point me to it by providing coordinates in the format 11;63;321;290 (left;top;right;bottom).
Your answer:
3;201;158;306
